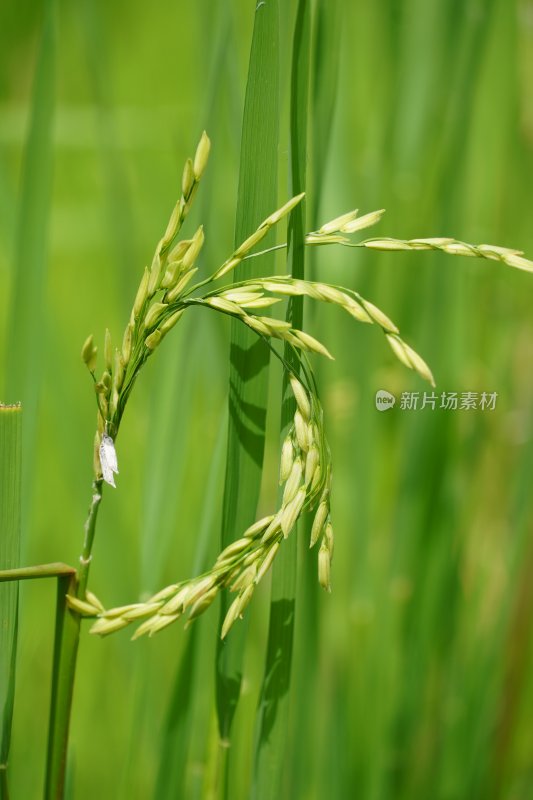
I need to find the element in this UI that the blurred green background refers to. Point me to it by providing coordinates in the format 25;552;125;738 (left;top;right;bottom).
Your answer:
1;0;533;797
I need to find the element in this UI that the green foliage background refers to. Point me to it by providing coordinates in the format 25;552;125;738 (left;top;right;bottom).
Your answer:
1;0;533;797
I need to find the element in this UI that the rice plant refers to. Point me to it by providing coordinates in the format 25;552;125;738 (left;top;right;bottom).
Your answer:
12;127;530;795
2;2;533;799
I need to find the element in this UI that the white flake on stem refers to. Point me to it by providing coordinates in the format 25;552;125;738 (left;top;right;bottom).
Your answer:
99;433;119;488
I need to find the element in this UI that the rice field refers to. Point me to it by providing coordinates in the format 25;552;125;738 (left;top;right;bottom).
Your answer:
1;1;533;798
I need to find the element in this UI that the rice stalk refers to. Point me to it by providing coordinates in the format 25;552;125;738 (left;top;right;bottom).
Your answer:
0;564;76;582
0;405;22;800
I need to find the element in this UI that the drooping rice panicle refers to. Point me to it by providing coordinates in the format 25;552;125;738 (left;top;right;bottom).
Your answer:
194;276;434;385
79;134;532;642
351;236;533;273
89;367;333;639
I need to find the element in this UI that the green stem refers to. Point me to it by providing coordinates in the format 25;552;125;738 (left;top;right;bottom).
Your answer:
44;574;79;800
77;481;103;598
0;766;9;800
44;481;103;800
0;564;75;582
0;404;22;800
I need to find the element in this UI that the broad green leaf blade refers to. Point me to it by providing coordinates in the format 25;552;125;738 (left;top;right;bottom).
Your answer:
252;1;310;796
288;4;342;796
5;0;56;498
76;0;137;313
310;0;342;228
215;0;280;770
3;25;57;774
0;405;22;800
154;413;226;800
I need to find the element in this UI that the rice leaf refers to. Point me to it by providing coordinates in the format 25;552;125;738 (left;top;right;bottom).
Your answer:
2;1;57;792
155;414;226;800
215;0;280;780
252;1;310;796
288;3;341;795
0;405;22;800
5;0;56;493
309;0;341;227
76;0;136;311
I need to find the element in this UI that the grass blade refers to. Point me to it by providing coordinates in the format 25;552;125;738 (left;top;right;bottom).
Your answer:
154;413;226;799
309;0;341;228
288;4;342;795
5;0;56;490
0;405;22;800
252;1;310;796
76;0;137;312
215;0;280;783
